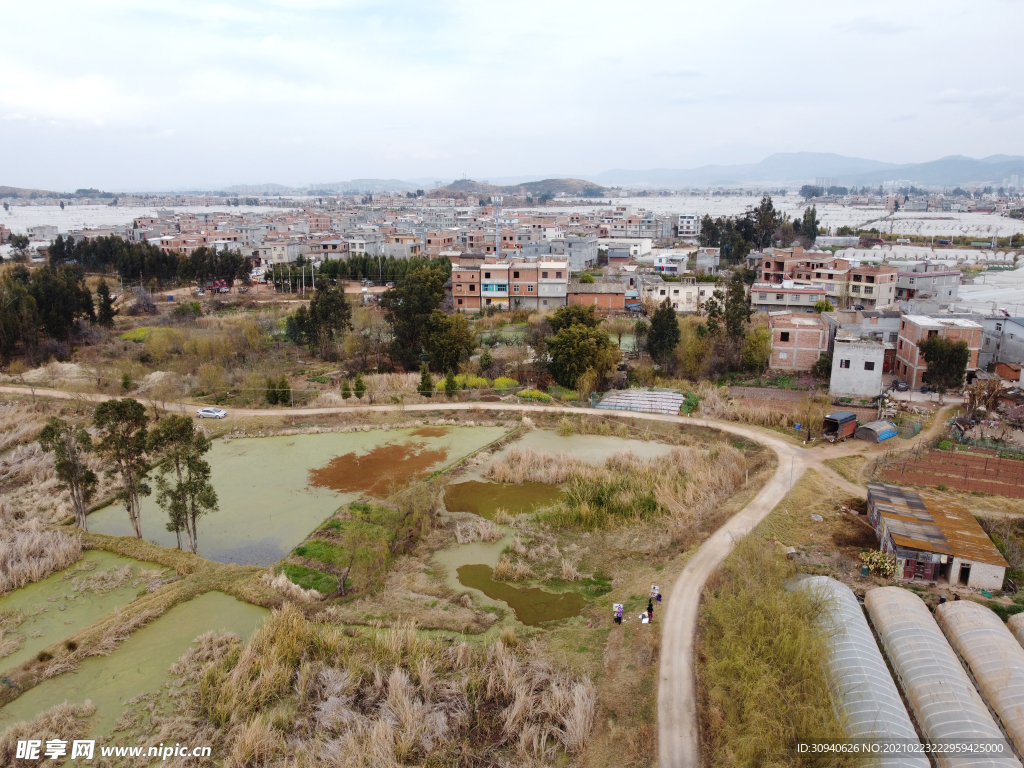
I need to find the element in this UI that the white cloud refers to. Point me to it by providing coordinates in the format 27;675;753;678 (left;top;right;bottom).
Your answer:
0;0;1021;189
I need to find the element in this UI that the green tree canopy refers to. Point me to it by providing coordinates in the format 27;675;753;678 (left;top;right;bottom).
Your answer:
813;298;835;313
380;265;447;369
801;206;820;245
646;299;681;364
148;415;217;554
286;284;352;359
425;309;476;373
549;303;601;333
578;272;596;284
547;324;619;389
751;195;779;249
741;326;772;373
38;417;97;530
93;398;150;539
917;335;970;396
96;278;116;328
704;271;752;344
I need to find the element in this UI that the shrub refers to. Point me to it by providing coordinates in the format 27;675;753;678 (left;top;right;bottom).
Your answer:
120;327;155;343
280;564;338;594
860;550;897;578
518;388;552;402
436;373;488;390
491;376;519;391
681;392;699;415
937;439;953;451
171;301;203;321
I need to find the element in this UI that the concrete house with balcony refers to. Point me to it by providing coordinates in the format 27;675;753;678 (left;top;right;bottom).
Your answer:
768;313;828;371
751;284;827;313
895;263;961;304
550;234;598;271
639;275;701;313
895;315;982;388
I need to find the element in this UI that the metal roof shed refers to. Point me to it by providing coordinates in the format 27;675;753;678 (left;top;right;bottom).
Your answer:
855;420;898;443
864;587;1020;767
936;600;1024;757
800;577;927;766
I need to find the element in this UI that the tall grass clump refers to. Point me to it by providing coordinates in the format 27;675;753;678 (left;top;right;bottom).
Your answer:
486;446;748;532
697;537;850;768
152;604;596;765
0;517;81;595
0;702;96;765
695;382;794;429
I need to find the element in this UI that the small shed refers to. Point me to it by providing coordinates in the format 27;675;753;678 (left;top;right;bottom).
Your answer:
823;411;857;441
855;420;898;443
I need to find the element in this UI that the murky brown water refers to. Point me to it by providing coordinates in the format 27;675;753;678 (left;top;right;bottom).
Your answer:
456;564;586;626
309;441;449;496
409;426;451;438
444;480;563;519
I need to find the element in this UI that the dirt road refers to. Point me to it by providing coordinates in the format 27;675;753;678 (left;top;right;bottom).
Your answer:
0;385;903;767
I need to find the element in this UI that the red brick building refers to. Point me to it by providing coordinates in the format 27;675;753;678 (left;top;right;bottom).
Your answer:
768;313;828;371
895;315;982;387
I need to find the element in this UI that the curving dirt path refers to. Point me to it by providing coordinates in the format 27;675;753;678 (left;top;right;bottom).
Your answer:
0;384;909;767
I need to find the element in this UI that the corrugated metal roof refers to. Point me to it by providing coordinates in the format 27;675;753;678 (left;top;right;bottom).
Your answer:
868;483;1008;567
937;601;1024;757
801;577;927;766
865;587;1021;766
594;389;685;415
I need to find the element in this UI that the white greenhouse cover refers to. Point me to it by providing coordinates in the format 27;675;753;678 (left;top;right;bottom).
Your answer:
865;587;1021;767
802;577;929;767
937;601;1024;758
1008;613;1024;650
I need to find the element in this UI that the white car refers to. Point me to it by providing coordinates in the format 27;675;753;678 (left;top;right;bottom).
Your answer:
196;407;227;419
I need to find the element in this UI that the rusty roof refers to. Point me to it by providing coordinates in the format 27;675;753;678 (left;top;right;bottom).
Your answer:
867;484;1007;567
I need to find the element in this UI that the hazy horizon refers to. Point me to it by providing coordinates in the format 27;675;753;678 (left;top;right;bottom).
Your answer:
2;1;1022;191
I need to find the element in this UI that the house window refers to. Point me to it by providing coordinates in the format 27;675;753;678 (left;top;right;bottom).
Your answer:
780;332;790;342
542;272;548;278
928;329;938;338
556;271;562;278
542;300;548;306
469;284;475;291
864;361;875;371
527;285;534;292
457;298;463;305
840;359;850;368
779;352;788;360
513;271;520;278
864;287;872;294
759;293;767;300
484;272;491;279
889;332;898;342
513;285;520;293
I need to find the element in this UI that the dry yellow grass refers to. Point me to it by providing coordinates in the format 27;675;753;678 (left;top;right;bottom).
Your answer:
0;701;96;766
124;605;597;766
0;516;81;595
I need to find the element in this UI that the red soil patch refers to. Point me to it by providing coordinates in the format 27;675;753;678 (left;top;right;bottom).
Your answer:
878;447;1024;498
409;427;451;438
308;441;449;497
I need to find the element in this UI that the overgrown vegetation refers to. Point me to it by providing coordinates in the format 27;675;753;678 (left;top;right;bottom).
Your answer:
123;605;597;766
697;537;852;768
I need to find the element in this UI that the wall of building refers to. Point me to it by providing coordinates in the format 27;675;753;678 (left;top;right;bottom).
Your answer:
830;341;885;396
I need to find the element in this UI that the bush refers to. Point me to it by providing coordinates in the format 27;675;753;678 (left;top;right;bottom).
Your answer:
279;563;338;593
681;392;699;414
120;327;155;342
936;439;953;451
491;376;519;391
518;388;552;402
860;550;897;578
171;301;203;321
437;373;488;390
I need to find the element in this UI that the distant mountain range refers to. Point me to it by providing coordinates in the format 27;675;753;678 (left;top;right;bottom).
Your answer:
588;152;1024;188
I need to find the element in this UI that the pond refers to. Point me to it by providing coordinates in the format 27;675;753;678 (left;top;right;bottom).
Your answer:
444;480;562;519
456;564;586;626
0;550;170;674
88;426;505;566
0;591;267;738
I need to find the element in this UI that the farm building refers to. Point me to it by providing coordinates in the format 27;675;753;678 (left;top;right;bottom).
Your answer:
855;420;897;443
866;483;1007;590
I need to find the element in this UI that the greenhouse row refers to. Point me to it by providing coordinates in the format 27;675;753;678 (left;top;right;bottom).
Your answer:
802;577;929;768
864;587;1021;767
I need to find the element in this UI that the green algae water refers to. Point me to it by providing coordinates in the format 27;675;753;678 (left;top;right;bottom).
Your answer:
456;564;586;626
88;426;504;566
0;551;170;674
444;480;562;519
0;591;267;737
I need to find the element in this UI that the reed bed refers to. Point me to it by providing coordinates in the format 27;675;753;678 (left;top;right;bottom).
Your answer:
695;382;794;428
484;445;747;532
70;564;132;594
697;537;850;768
131;605;595;766
0;702;96;767
0;517;81;595
453;518;504;545
260;571;323;602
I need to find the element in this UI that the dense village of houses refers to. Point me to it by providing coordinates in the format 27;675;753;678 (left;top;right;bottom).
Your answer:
8;195;1024;400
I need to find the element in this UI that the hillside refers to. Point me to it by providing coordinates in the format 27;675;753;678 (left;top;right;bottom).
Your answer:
432;177;606;199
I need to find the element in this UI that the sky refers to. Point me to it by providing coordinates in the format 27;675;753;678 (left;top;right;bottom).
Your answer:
1;0;1022;191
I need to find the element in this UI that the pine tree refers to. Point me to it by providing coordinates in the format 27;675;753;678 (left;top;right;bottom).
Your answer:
418;364;433;398
96;279;116;328
340;378;352;400
444;371;458;399
354;373;366;399
646;299;681;364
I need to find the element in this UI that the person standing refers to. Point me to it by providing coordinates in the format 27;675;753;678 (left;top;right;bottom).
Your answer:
647;598;654;623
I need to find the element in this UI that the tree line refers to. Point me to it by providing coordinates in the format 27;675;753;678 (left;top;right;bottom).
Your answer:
698;195;821;259
41;398;217;554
